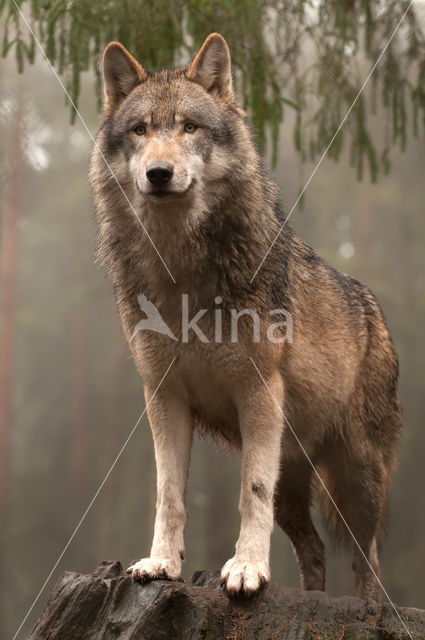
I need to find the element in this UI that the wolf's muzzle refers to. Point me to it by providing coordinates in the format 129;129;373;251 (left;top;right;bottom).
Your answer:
146;161;174;185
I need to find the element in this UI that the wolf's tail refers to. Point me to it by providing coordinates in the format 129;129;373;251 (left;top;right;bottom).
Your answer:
317;469;391;551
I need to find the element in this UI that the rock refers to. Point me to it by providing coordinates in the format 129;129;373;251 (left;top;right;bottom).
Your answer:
27;561;425;640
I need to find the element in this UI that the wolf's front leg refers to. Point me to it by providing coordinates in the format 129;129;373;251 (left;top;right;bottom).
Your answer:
221;373;284;596
127;388;192;583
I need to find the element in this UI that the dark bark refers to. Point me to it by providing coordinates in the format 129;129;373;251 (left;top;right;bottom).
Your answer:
27;561;425;640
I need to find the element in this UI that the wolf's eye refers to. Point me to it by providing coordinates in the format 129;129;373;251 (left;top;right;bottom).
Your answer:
184;123;197;133
133;125;146;136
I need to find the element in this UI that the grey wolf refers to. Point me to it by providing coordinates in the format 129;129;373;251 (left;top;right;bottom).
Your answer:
90;33;402;599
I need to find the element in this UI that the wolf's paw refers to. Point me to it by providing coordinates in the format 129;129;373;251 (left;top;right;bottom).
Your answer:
126;557;181;583
220;558;270;597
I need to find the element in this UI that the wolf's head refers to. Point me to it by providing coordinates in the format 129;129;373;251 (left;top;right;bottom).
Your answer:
96;34;258;224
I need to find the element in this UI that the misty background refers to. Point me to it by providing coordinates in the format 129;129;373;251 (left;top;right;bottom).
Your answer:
1;8;425;640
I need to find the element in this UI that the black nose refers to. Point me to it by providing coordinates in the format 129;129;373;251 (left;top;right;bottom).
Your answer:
146;161;174;185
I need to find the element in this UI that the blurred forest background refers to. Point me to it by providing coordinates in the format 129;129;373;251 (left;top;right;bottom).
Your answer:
1;1;425;639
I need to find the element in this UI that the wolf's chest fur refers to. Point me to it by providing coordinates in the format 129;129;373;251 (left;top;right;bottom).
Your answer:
130;298;275;446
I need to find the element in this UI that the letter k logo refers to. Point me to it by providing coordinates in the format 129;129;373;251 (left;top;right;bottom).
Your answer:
131;294;178;341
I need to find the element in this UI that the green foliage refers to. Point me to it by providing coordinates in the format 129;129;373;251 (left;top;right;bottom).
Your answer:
1;0;425;179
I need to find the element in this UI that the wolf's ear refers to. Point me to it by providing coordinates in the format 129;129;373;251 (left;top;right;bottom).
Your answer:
187;33;234;100
102;42;147;113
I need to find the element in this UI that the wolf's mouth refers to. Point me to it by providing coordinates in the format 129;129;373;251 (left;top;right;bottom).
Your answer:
143;179;196;199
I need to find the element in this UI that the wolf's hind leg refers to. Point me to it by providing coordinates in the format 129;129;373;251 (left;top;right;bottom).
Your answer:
352;534;381;602
319;444;387;602
275;458;325;591
348;464;385;601
127;388;193;583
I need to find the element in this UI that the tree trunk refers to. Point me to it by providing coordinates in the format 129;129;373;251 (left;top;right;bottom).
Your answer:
0;82;21;527
27;561;425;640
0;84;22;640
